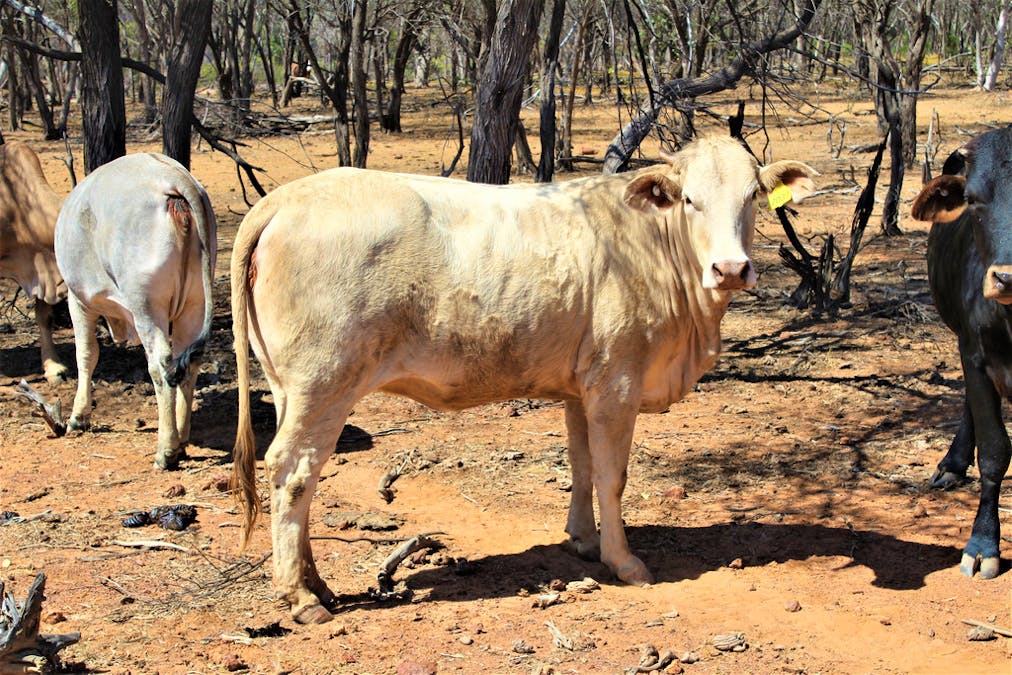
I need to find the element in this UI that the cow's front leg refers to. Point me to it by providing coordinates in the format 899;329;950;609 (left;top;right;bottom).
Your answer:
563;400;601;560
66;293;98;432
585;395;653;586
266;412;344;624
931;399;974;489
961;358;1010;579
35;299;68;384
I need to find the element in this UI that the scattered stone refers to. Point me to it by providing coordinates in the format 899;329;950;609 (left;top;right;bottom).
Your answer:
458;634;474;645
471;622;486;634
566;577;600;594
532;593;562;609
912;504;928;518
712;632;747;652
200;473;231;493
222;654;247;672
727;558;744;569
396;659;437;675
967;625;996;641
328;624;348;638
680;652;699;664
321;510;401;531
663;485;687;500
662;609;680;619
453;557;478;575
878;617;892;626
162;483;186;498
784;600;802;612
548;578;567;592
513;638;535;654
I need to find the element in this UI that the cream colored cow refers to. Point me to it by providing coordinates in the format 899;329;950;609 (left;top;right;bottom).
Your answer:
55;153;217;470
0;142;67;383
231;136;817;623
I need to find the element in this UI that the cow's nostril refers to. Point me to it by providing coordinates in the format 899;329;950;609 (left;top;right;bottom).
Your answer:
711;263;725;282
738;261;751;281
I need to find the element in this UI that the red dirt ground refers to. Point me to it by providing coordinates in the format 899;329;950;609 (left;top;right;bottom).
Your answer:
1;83;1010;674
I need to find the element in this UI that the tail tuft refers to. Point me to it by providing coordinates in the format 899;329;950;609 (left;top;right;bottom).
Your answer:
165;337;206;387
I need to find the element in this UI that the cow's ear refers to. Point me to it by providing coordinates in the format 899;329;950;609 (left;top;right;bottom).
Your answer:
911;174;967;222
759;161;819;205
624;173;682;214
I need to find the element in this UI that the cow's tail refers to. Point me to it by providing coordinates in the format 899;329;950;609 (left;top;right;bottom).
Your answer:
229;197;279;549
166;181;217;389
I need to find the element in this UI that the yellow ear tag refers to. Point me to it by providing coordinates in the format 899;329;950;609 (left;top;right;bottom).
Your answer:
767;183;793;209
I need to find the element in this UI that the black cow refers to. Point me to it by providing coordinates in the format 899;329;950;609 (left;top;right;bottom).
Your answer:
912;124;1012;579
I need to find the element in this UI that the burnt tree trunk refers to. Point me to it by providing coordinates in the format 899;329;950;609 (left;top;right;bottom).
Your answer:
162;0;213;170
536;0;566;182
467;0;544;184
78;0;126;172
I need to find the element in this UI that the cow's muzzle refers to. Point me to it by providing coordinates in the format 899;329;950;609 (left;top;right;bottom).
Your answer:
710;260;756;291
984;265;1012;304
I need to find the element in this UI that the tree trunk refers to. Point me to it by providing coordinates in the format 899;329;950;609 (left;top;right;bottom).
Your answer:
536;0;566;183
78;0;126;172
162;0;212;169
560;6;590;172
351;0;370;168
984;0;1010;91
900;0;934;168
467;0;544;184
129;0;158;124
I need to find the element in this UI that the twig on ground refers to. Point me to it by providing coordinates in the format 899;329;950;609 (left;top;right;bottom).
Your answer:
13;380;65;437
376;532;445;594
961;618;1012;638
111;539;190;552
378;456;410;503
546;620;574;650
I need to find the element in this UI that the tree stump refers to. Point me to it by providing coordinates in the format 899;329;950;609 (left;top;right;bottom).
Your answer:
1;573;80;673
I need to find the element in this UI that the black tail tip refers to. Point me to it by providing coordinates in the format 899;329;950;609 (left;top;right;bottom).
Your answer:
165;339;206;387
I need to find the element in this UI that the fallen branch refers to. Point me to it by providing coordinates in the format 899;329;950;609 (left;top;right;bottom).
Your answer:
375;532;445;594
962;618;1012;638
546;620;574;650
1;573;80;671
378;456;409;503
111;539;190;552
13;380;65;437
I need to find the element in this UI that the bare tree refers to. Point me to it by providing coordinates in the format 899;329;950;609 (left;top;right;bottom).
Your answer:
536;0;567;182
983;0;1010;90
467;0;544;184
351;0;370;167
78;0;126;171
162;0;213;169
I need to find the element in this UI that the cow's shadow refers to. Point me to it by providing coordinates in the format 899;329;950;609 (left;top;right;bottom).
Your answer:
332;521;973;613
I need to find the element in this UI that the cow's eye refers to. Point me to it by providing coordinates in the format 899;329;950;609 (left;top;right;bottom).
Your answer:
684;196;693;206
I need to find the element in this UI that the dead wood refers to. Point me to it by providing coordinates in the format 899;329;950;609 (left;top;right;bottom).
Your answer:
545;620;574;650
13;380;65;437
375;532;445;594
961;619;1012;638
377;456;409;503
0;573;80;673
111;539;190;552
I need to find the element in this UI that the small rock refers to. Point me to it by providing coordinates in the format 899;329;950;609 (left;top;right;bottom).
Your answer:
162;483;186;498
712;632;747;651
662;609;679;619
471;622;486;634
223;654;247;672
727;558;744;569
879;617;892;626
663;485;687;500
45;611;67;624
328;624;348;638
912;504;928;518
784;600;802;612
967;625;996;641
396;660;437;675
201;473;231;493
565;577;600;594
680;652;699;664
513;638;535;654
548;578;567;592
532;593;562;609
459;634;474;645
664;662;684;674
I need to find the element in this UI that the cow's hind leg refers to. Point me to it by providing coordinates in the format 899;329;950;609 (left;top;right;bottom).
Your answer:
35;299;68;384
563;401;601;560
137;320;184;469
931;400;974;489
266;399;348;624
67;292;99;432
959;357;1009;579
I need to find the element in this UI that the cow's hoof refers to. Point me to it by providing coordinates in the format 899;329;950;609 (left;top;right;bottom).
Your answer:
154;452;181;471
614;557;654;587
959;552;997;578
929;467;965;490
563;537;601;562
67;416;90;433
44;365;69;385
292;603;334;624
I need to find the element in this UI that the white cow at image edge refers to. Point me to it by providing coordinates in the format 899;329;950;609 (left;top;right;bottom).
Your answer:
230;135;818;624
55;153;216;469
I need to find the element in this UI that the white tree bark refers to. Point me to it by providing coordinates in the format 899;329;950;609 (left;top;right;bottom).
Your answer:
984;0;1010;91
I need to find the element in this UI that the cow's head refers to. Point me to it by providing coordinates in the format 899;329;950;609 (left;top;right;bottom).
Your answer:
912;125;1012;303
624;136;817;291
